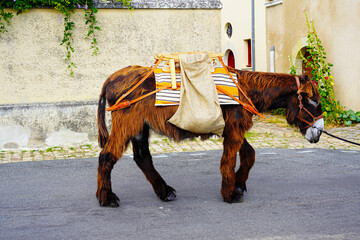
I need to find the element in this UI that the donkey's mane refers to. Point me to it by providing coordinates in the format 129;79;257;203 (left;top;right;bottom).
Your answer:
236;70;297;91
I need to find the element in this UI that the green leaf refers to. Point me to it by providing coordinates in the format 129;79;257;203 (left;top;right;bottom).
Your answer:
345;120;352;126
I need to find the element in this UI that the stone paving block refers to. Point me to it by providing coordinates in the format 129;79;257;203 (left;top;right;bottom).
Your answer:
33;156;43;161
43;156;54;160
179;144;193;152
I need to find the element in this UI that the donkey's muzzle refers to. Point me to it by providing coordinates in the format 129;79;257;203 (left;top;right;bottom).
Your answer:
305;118;324;143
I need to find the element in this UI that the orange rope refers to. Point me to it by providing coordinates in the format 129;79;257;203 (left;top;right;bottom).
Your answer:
112;55;164;108
106;83;181;111
218;56;257;110
106;86;167;111
216;86;265;118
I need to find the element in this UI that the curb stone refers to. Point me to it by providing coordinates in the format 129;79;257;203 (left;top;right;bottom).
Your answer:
1;114;359;164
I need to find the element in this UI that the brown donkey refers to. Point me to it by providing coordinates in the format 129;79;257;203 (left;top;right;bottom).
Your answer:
96;66;324;207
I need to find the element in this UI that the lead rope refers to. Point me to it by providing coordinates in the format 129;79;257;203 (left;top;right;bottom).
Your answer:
311;126;360;147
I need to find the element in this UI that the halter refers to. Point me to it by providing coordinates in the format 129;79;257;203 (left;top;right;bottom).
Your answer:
295;76;323;129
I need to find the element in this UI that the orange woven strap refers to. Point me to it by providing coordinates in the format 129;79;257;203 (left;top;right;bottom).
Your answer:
218;56;257;110
112;55;164;108
216;86;265;118
106;82;182;111
106;86;166;111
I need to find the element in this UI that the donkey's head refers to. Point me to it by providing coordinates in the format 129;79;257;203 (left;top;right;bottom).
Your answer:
286;75;324;143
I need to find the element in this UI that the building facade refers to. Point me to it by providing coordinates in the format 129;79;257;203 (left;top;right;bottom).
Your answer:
221;0;267;71
266;0;360;111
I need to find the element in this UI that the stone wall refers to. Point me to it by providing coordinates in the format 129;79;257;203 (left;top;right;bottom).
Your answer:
94;0;222;8
0;1;222;149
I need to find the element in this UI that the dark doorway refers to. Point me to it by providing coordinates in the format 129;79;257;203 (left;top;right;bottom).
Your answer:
228;50;235;68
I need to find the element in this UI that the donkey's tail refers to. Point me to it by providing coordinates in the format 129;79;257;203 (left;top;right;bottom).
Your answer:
97;84;109;148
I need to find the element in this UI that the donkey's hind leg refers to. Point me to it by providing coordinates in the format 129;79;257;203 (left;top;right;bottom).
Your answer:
220;135;243;203
96;149;122;207
235;138;255;194
131;124;176;201
96;113;143;207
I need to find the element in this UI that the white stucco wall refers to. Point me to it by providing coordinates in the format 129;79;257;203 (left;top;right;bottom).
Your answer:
0;8;221;105
266;0;360;111
0;4;222;148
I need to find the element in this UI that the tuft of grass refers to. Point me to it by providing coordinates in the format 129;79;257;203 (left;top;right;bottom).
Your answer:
270;108;286;116
46;147;54;152
80;144;92;150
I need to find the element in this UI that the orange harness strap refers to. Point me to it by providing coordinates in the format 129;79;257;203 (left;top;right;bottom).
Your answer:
218;56;257;110
110;55;164;109
106;86;167;111
216;86;265;118
218;56;264;118
106;82;182;111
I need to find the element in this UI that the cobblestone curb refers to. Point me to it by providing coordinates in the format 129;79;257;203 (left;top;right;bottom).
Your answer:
1;114;359;164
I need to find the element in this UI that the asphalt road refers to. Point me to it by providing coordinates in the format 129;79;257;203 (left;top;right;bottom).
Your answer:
1;149;360;240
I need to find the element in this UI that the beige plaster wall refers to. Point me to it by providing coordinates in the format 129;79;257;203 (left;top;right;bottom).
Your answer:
266;0;360;111
0;8;221;105
221;0;267;71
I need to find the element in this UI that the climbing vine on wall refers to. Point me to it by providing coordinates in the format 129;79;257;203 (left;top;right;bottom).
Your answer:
0;0;133;76
290;9;360;125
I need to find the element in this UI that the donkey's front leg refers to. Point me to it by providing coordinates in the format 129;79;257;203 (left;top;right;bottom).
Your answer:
220;137;243;203
235;138;255;194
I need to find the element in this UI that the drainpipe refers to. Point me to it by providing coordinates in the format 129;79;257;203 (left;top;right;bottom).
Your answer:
270;45;275;72
251;0;255;71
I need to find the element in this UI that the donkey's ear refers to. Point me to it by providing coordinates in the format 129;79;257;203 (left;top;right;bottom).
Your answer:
299;74;311;84
298;80;313;98
304;75;311;81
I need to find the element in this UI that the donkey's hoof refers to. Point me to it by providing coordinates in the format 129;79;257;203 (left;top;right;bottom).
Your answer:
100;198;120;208
159;186;176;201
234;187;245;195
232;187;244;203
98;190;120;207
108;199;120;208
164;191;176;201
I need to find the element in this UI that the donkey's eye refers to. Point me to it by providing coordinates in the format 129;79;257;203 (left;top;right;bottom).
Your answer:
308;98;319;107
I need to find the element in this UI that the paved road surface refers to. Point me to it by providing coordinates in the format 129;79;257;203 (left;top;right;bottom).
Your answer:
1;149;359;239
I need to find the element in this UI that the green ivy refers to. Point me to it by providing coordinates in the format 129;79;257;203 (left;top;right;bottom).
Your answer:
61;11;77;76
85;7;100;56
288;55;297;75
0;0;132;76
290;9;360;126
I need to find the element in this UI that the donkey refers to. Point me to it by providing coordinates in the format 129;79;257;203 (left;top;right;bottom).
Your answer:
96;66;324;207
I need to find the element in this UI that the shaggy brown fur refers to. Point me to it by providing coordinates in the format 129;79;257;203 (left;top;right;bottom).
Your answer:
96;66;322;207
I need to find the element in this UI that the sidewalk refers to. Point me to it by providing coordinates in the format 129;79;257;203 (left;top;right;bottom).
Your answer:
1;114;359;163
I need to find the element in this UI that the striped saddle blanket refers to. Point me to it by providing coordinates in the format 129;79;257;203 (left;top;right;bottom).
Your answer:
154;65;240;106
